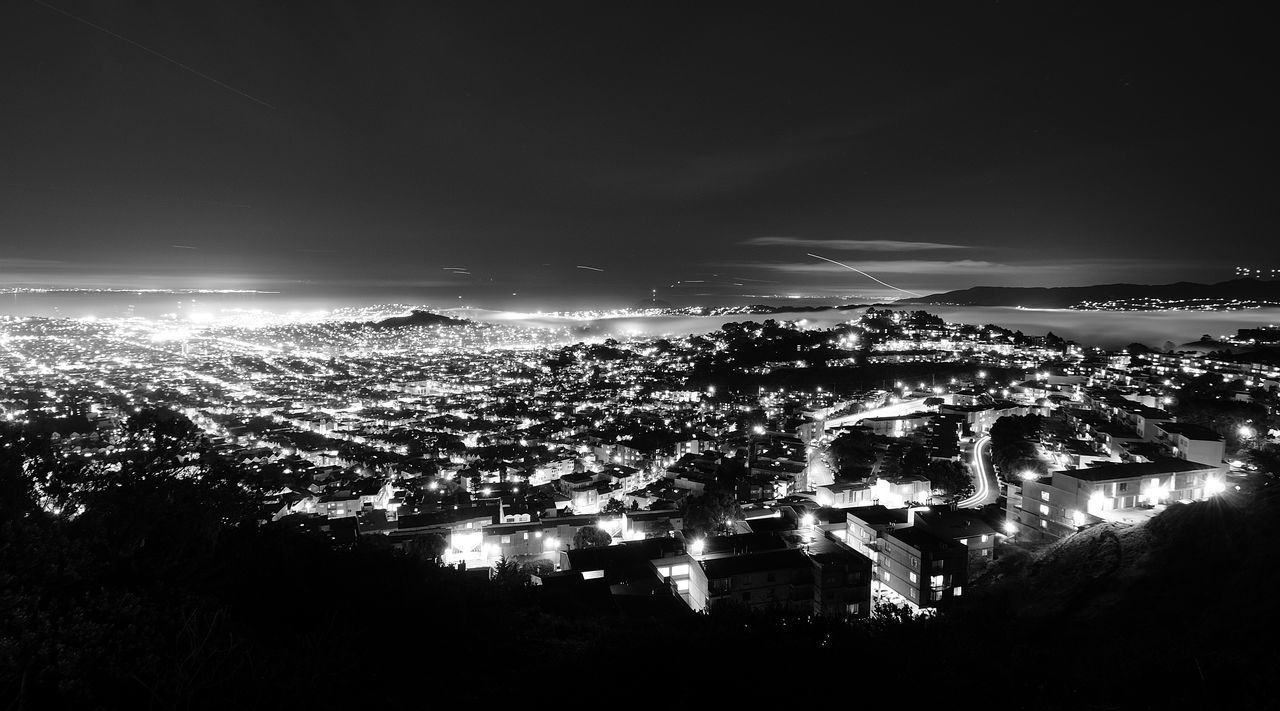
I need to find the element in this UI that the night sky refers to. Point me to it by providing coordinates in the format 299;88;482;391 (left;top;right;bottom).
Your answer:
2;1;1276;308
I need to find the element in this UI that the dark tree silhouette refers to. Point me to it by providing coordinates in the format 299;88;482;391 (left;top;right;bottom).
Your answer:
572;525;612;549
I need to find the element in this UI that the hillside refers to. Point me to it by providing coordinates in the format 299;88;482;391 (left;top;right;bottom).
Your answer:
903;278;1280;309
4;411;1277;708
369;310;468;328
924;489;1280;708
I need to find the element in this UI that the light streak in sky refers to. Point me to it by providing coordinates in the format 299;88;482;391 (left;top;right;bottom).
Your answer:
32;0;277;109
806;253;924;298
575;265;604;272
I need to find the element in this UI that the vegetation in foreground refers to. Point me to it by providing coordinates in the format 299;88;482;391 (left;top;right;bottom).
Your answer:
2;411;1278;709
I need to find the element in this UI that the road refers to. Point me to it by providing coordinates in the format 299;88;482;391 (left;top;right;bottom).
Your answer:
957;435;998;508
804;441;834;490
822;397;930;432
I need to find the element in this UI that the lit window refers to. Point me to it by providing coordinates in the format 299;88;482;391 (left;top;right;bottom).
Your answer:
501;535;511;544
882;571;890;582
1041;491;1050;501
676;579;690;592
1039;504;1050;516
656;566;670;578
522;532;529;540
980;534;989;543
1041;520;1048;529
909;572;918;583
670;564;689;577
954;586;962;596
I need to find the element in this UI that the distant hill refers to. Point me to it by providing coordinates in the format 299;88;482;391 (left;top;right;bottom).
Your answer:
902;278;1280;310
370;310;468;328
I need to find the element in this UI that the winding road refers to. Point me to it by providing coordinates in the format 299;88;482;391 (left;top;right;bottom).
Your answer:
957;435;998;508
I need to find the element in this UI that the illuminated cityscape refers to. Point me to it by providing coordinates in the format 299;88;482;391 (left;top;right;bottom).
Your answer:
4;2;1279;708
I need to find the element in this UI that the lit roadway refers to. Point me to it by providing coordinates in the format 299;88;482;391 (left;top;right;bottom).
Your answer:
821;397;930;431
804;441;834;490
957;435;998;508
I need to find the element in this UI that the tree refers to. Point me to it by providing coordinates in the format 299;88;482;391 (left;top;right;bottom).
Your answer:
927;460;973;499
1245;444;1280;476
601;498;627;514
492;556;526;589
989;414;1047;480
680;490;743;537
407;532;448;564
521;559;555;579
829;429;876;477
900;445;930;477
572;525;612;549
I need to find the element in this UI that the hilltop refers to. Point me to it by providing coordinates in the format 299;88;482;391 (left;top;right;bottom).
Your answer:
369;310;469;328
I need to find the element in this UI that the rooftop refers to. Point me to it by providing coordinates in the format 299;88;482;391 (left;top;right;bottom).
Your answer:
1061;457;1216;483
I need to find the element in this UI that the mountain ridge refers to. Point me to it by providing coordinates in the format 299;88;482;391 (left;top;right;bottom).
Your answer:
900;278;1280;309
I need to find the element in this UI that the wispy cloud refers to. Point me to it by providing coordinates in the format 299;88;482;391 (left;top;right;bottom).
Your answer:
745;237;971;251
0;257;70;269
754;259;1004;275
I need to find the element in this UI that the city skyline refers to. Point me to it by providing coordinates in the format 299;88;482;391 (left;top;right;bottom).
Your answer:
3;2;1277;308
4;4;1280;704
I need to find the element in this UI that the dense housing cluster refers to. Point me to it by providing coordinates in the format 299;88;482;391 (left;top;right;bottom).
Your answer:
2;310;1276;618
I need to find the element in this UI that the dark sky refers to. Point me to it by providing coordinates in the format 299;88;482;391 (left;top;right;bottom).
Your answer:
2;1;1276;308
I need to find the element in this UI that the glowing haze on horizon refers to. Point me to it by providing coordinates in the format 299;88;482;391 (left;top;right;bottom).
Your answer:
2;2;1275;309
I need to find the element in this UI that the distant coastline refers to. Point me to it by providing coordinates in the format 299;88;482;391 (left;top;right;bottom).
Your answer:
900;278;1280;311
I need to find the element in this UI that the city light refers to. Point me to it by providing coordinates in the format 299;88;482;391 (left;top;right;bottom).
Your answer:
1089;490;1107;513
4;7;1277;703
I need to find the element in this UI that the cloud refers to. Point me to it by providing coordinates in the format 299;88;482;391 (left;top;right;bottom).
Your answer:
0;257;71;268
744;237;971;251
755;259;1005;274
